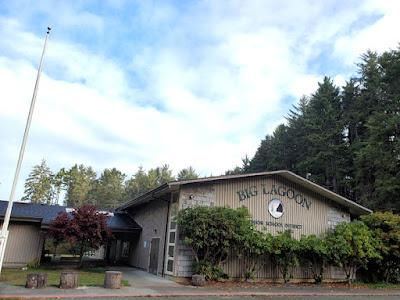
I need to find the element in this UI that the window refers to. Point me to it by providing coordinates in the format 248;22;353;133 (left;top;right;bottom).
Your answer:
122;241;130;257
165;193;179;275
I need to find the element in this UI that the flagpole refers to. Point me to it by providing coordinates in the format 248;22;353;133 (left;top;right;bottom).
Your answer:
0;27;51;274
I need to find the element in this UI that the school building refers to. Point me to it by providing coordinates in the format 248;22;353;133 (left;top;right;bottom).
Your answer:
1;170;371;280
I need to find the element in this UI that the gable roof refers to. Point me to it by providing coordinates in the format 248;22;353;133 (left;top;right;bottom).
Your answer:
118;170;372;216
0;200;141;231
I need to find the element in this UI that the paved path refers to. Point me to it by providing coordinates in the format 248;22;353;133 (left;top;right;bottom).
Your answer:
0;268;399;299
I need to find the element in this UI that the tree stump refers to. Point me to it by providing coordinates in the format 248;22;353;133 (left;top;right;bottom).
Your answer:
59;271;79;289
25;273;48;289
104;271;122;289
26;274;38;289
192;274;206;286
37;273;48;288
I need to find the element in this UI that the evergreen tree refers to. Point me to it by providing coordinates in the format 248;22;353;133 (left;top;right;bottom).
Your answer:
177;166;199;180
125;165;175;200
246;47;400;211
89;168;126;209
63;164;96;207
22;159;54;204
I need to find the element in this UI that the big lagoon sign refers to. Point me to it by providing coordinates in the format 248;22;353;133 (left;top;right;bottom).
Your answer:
236;184;312;210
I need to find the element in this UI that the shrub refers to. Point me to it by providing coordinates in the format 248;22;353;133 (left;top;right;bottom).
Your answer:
177;206;252;279
192;260;228;280
361;212;400;283
271;230;299;283
298;234;329;283
326;221;380;284
237;228;273;280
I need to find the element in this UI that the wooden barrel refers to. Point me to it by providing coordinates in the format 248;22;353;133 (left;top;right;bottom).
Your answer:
59;271;79;289
104;271;122;289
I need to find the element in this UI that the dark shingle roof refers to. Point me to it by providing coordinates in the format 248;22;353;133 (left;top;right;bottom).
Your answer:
0;200;141;232
0;200;66;225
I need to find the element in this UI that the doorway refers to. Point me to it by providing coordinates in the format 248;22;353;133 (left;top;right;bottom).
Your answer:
149;238;160;275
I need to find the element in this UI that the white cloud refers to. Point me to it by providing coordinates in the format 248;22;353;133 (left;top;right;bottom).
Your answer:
1;1;400;201
334;0;400;65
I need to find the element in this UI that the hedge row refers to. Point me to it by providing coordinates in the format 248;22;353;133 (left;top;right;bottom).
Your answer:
177;206;400;283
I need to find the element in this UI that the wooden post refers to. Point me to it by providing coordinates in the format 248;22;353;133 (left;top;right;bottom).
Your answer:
26;273;47;288
59;271;79;289
104;271;122;289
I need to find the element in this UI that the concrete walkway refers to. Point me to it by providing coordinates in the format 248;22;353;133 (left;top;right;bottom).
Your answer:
0;268;399;299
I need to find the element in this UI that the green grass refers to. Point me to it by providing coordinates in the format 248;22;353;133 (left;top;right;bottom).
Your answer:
0;267;130;287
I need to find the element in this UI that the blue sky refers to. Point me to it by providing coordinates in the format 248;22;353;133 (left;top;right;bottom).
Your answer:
1;0;400;201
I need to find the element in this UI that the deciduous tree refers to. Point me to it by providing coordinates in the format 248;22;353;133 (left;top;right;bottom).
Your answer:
48;205;110;268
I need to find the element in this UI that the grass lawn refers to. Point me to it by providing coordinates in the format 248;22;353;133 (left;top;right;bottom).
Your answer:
0;267;130;287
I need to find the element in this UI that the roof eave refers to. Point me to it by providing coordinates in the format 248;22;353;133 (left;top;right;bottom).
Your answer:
278;171;372;216
117;183;170;211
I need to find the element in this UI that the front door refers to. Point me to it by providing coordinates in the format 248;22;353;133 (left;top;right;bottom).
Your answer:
149;238;160;275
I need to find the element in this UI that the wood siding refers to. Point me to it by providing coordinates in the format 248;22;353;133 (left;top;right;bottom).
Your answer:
175;174;349;279
212;174;350;238
127;199;169;275
0;221;44;267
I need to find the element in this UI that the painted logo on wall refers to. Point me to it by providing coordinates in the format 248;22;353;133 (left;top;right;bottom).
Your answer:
268;199;284;219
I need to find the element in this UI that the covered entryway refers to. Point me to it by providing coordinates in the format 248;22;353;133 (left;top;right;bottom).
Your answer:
105;213;142;265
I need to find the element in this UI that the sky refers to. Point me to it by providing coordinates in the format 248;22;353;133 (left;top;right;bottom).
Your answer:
0;0;400;201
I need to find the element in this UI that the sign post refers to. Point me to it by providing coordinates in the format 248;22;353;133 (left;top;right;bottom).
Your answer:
0;27;51;274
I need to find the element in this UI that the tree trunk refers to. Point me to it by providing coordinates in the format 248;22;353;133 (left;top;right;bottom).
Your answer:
60;271;79;289
78;244;85;268
104;271;122;289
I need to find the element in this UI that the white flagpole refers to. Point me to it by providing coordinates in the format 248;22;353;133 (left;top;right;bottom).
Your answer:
0;27;51;274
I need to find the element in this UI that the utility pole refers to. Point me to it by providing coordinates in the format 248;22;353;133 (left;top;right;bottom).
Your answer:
0;27;51;274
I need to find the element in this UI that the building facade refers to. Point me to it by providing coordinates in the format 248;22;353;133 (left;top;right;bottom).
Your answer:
118;170;371;280
1;170;371;280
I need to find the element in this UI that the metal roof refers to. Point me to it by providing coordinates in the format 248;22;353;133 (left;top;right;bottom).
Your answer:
0;200;141;231
118;170;372;216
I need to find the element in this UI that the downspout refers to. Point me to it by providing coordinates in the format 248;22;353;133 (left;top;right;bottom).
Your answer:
161;195;171;276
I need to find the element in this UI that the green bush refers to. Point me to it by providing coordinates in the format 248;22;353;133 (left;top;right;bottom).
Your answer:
326;221;380;284
237;228;273;280
192;260;228;280
298;234;329;284
361;212;400;283
177;205;398;284
271;230;299;283
177;206;253;280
